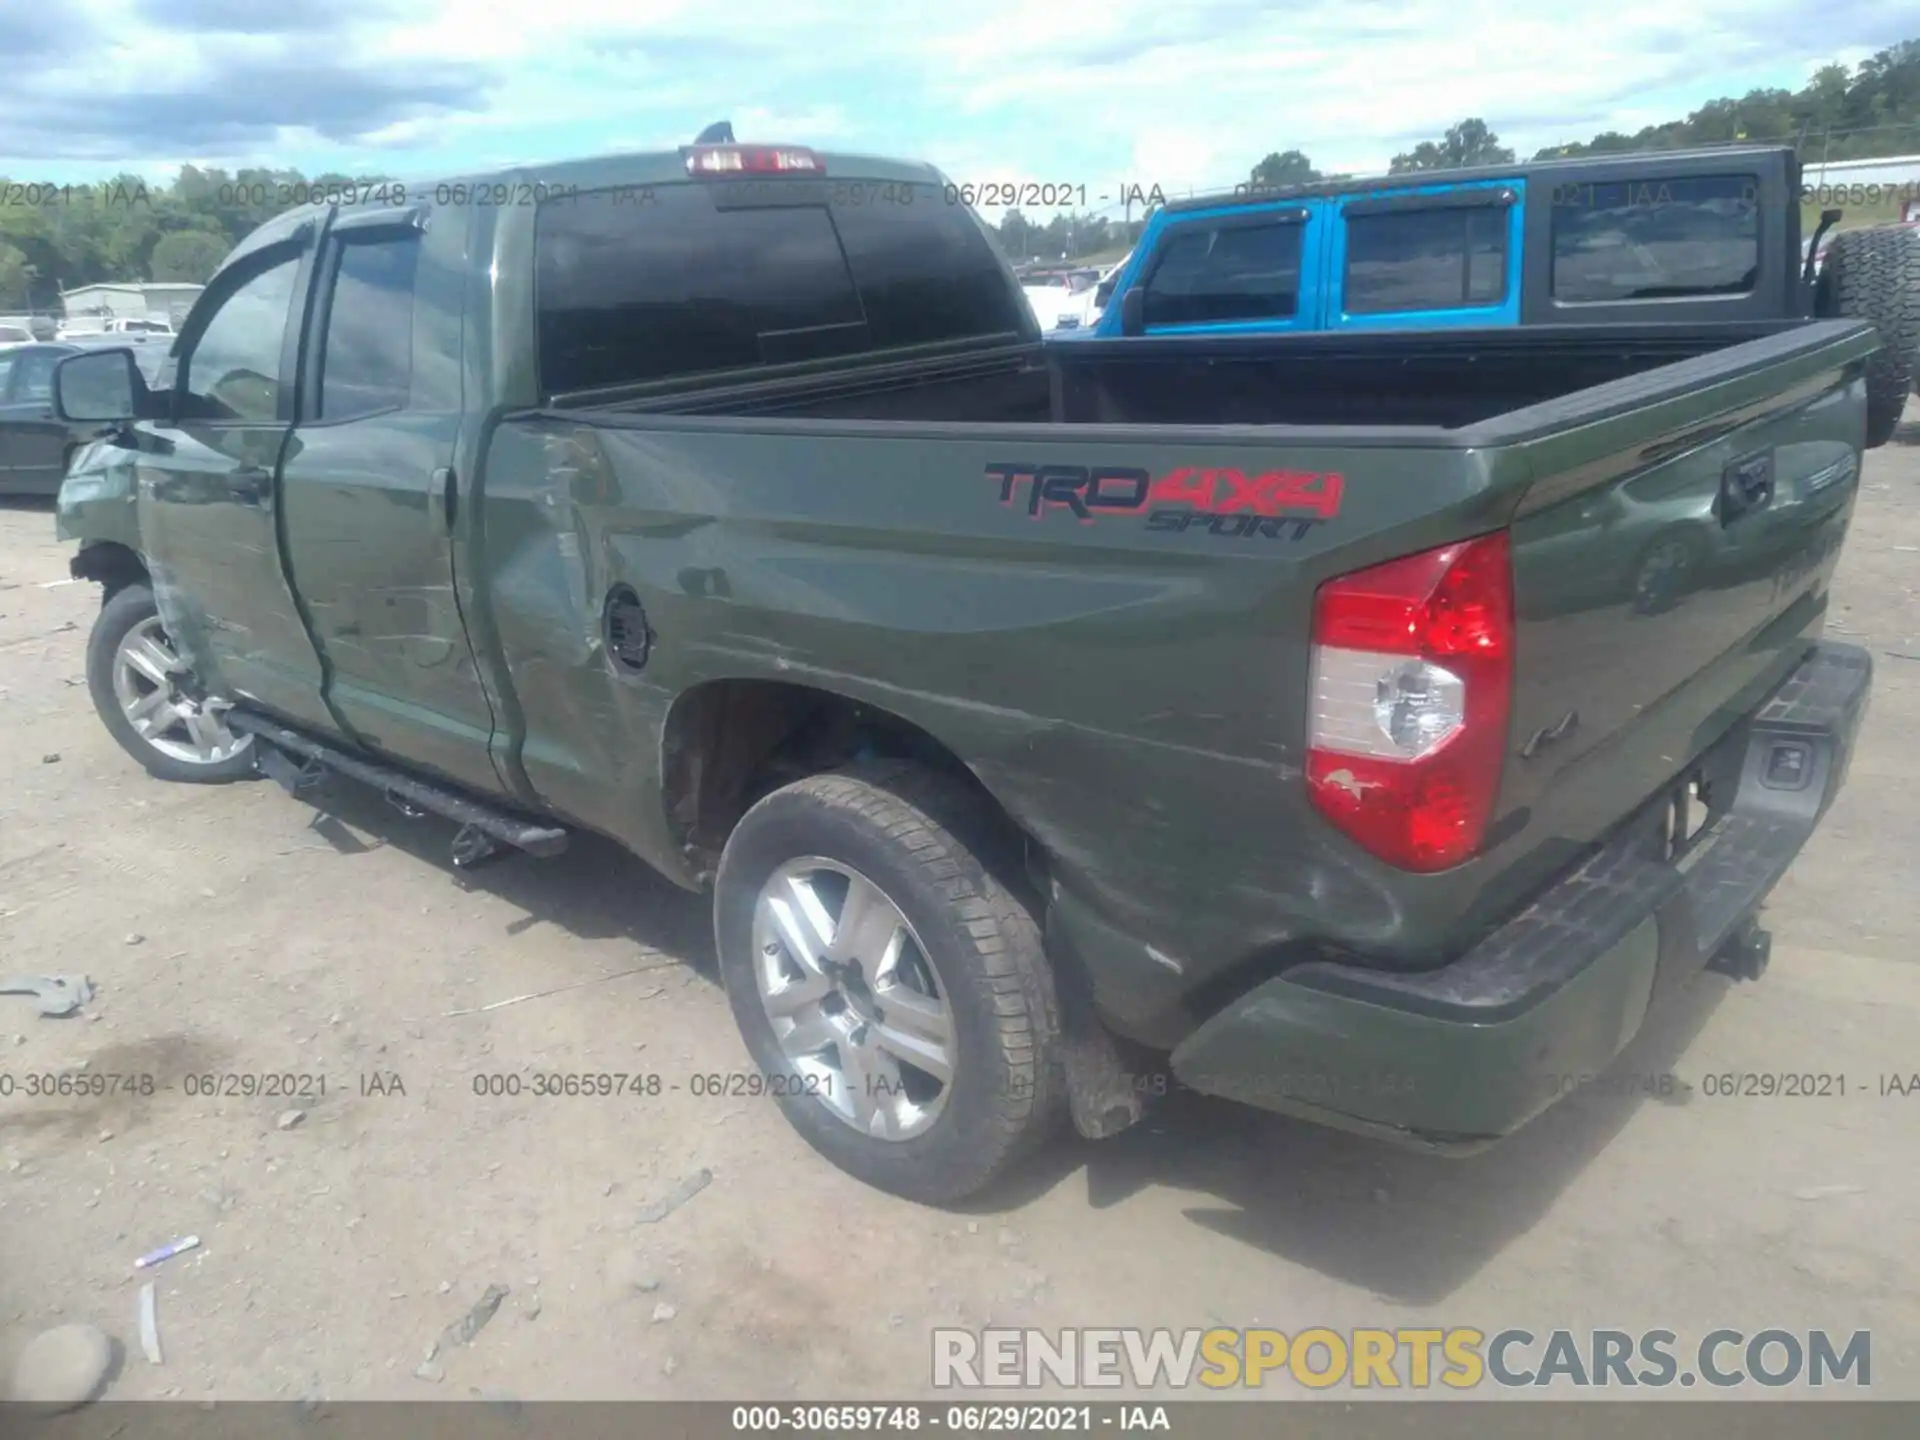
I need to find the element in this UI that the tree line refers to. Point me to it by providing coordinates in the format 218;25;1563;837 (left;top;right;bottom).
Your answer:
4;37;1918;303
0;166;393;312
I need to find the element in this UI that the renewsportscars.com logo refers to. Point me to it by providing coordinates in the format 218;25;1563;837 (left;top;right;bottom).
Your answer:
932;1326;1871;1391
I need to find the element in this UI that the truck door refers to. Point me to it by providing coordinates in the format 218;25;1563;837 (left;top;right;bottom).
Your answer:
276;204;501;794
1323;180;1524;331
131;230;333;732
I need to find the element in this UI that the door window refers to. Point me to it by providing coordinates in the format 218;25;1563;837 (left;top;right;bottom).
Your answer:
12;349;59;403
316;233;420;420
1140;218;1305;326
179;254;300;422
1342;205;1509;313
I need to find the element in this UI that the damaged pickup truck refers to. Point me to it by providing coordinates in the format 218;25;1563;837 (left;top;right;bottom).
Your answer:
54;137;1875;1202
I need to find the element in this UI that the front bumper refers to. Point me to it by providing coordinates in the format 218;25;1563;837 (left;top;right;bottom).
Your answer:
1168;640;1873;1149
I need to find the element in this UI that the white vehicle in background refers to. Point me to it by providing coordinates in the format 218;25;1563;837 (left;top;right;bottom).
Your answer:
57;316;174;340
1044;253;1136;336
1019;268;1098;331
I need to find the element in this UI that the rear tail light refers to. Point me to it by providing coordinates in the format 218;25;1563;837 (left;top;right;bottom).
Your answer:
685;144;825;175
1306;532;1514;872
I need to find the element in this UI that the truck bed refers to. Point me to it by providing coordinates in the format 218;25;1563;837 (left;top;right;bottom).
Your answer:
557;321;1829;432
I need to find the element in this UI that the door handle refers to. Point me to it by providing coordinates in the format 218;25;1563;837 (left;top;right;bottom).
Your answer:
228;468;271;503
432;466;456;534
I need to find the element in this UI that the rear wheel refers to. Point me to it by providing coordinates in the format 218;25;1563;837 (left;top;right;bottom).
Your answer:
1814;225;1920;447
85;583;256;784
713;763;1063;1203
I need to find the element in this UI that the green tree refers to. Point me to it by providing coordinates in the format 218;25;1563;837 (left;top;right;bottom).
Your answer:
0;240;31;308
150;230;230;283
997;208;1034;260
1390;118;1516;173
1250;149;1320;188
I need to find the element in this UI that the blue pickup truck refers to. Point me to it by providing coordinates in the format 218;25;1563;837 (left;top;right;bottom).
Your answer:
1072;144;1919;445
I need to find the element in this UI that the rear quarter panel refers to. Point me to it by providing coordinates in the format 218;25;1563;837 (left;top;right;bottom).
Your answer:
469;415;1520;999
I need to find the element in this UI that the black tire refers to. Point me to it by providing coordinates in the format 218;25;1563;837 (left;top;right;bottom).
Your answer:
1814;225;1920;447
85;583;258;784
713;762;1064;1203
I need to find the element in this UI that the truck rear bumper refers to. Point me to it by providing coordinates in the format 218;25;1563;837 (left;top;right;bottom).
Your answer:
1168;640;1872;1149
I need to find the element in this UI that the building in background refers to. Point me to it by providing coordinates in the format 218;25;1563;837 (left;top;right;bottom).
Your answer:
58;282;205;330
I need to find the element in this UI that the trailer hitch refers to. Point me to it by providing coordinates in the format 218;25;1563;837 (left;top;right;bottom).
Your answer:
1707;918;1772;982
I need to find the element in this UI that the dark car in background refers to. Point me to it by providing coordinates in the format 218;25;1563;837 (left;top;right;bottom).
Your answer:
0;338;171;496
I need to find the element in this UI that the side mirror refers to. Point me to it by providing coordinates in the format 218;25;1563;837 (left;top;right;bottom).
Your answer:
53;348;146;425
1095;278;1116;307
1119;287;1146;337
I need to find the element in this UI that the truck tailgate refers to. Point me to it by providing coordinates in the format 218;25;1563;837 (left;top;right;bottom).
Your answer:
1481;321;1875;903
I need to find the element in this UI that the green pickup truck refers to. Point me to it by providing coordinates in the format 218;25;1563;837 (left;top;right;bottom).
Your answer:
53;138;1876;1203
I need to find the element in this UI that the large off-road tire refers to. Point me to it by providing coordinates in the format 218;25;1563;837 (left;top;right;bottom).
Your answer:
1814;225;1920;447
85;583;257;784
713;762;1064;1204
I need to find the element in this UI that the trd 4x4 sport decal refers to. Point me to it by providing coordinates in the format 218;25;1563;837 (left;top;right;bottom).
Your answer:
984;463;1343;541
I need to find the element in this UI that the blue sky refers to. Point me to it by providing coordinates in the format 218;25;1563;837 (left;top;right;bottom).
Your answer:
3;0;1916;224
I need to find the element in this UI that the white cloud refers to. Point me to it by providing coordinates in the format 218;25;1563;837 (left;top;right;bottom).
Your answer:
3;0;1909;192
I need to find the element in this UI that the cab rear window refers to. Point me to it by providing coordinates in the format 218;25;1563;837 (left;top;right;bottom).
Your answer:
535;182;1027;394
1550;174;1759;303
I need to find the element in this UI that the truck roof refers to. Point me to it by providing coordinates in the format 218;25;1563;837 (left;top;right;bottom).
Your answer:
1163;142;1798;215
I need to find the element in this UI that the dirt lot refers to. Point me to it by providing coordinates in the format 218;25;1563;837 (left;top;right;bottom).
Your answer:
2;436;1919;1404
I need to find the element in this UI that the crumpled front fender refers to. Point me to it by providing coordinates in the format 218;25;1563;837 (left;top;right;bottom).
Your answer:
55;441;143;555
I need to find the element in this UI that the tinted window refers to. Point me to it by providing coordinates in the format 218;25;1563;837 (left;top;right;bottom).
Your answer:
1343;204;1508;313
318;234;419;420
831;196;1029;349
537;183;1025;393
11;349;59;402
1551;174;1758;303
181;254;299;422
1141;219;1303;326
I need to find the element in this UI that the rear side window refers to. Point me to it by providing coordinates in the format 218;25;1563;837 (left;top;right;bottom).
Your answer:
1141;218;1303;326
536;183;1026;394
1342;204;1508;313
316;233;420;420
1551;174;1759;303
10;348;58;402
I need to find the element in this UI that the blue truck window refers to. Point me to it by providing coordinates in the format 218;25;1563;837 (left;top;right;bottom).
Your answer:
1343;205;1507;313
1142;218;1303;326
1549;174;1759;303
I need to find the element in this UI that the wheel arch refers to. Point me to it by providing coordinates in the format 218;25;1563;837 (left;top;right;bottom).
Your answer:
657;677;1039;896
71;540;150;603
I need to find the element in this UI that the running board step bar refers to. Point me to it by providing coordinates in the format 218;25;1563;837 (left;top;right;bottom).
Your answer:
231;712;569;862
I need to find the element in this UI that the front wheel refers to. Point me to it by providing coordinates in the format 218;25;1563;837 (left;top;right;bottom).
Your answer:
713;763;1064;1203
85;583;257;784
